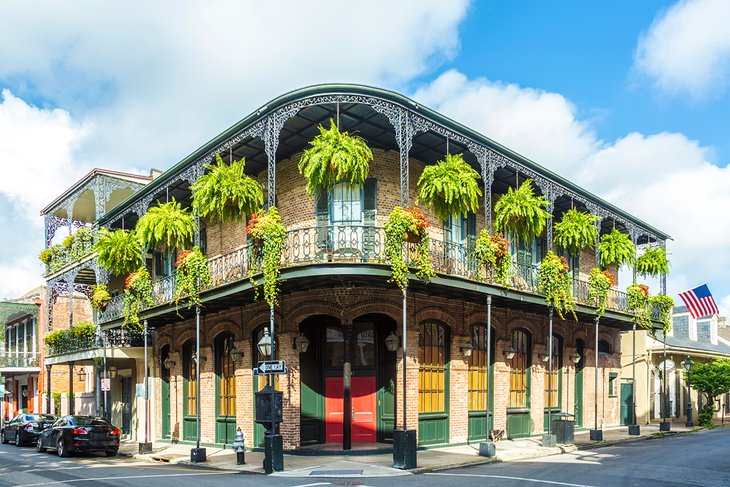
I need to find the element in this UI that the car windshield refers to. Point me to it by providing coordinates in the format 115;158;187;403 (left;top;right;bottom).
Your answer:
30;414;55;422
74;417;110;426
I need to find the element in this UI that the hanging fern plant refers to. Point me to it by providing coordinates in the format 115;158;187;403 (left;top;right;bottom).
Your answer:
123;267;154;331
245;206;286;307
94;228;144;276
494;179;551;243
173;247;211;311
636;245;669;277
90;284;112;312
538;251;577;320
191;154;264;223
472;230;511;286
136;197;195;251
298;119;373;197
554;208;599;257
383;206;435;290
599;228;635;269
416;153;482;221
627;282;652;330
651;294;674;335
588;268;615;318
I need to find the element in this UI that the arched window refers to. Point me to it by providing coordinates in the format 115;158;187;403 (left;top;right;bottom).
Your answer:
509;329;531;408
545;334;563;409
468;325;494;411
183;340;196;417
419;322;449;414
215;333;236;418
598;340;612;356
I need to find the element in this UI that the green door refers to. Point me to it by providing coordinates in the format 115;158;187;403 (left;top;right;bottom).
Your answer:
574;340;584;427
161;355;171;439
507;329;531;439
182;341;197;441
215;334;236;446
418;322;450;446
620;383;633;426
467;325;494;442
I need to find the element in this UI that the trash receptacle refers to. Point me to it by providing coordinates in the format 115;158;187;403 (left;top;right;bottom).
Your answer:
551;413;574;444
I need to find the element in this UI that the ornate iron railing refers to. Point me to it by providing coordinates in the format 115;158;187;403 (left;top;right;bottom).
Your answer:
44;235;96;276
0;352;39;368
45;328;151;356
98;225;659;323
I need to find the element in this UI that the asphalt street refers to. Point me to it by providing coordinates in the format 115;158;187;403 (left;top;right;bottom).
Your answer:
0;428;728;486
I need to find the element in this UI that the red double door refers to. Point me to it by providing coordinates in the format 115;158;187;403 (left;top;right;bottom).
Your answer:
324;376;377;443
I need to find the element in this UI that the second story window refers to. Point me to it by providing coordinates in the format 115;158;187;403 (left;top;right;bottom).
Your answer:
331;183;362;224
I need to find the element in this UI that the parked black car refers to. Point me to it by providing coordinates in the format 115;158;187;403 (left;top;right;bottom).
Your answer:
1;413;57;446
36;415;120;457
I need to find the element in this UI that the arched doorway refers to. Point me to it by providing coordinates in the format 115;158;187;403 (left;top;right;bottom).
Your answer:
214;332;236;446
160;345;171;439
299;314;397;446
507;328;531;439
467;324;495;442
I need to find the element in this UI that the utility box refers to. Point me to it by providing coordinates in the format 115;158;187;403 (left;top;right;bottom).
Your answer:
254;385;283;430
551;413;575;444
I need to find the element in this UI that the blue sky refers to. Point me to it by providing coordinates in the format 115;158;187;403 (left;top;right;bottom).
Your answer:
0;0;728;314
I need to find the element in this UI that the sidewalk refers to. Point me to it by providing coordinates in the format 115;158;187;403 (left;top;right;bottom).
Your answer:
119;421;699;477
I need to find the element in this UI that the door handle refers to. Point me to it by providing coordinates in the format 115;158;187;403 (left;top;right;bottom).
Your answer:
352;408;355;421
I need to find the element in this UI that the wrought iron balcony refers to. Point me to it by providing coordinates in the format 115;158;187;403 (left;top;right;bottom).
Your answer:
45;328;151;356
43;239;95;276
98;225;659;323
0;352;39;368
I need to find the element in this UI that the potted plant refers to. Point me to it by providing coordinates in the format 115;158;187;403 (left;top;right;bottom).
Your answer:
494;178;551;245
416;153;482;221
636;245;669;277
472;230;510;286
173;246;211;310
298;119;373;196
627;282;651;329
38;248;53;265
94;228;144;276
245;206;287;307
538;251;577;320
588;268;615;317
191;154;264;223
599;228;635;269
650;294;675;335
136;197;195;251
553;208;599;257
123;267;154;330
384;206;435;291
90;284;112;312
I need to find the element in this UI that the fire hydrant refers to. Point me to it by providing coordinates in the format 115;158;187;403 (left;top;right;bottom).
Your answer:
231;427;245;465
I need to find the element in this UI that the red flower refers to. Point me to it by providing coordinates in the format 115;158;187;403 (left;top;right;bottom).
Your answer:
124;272;137;290
638;284;649;297
175;249;192;268
560;256;570;272
245;212;261;236
603;270;616;286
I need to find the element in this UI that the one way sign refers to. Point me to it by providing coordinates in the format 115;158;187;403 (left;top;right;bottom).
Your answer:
254;360;287;375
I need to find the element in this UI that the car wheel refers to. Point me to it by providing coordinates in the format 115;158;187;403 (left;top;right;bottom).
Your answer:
105;450;118;457
0;429;7;444
36;437;44;453
15;431;22;447
57;438;70;457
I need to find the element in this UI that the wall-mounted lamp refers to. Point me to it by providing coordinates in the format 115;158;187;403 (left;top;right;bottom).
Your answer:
230;344;244;363
504;346;516;360
539;353;550;362
192;352;206;364
76;368;87;381
257;327;272;359
162;357;175;370
293;333;310;354
460;340;473;357
570;354;581;364
385;331;399;352
109;366;118;379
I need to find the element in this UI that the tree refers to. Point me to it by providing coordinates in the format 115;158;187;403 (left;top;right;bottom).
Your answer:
685;358;730;427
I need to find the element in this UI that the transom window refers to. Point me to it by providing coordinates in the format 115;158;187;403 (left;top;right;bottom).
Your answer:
419;322;448;414
509;330;530;408
468;325;492;411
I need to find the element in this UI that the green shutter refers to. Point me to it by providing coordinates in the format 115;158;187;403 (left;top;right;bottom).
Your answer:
316;190;329;252
363;178;377;259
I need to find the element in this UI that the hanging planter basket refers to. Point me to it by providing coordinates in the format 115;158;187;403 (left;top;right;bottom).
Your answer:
494;178;551;243
416;153;481;221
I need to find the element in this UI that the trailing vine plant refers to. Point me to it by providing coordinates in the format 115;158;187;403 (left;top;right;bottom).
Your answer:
136;198;195;251
588;268;615;317
245;206;286;307
416;153;482;221
472;230;510;286
599;228;635;269
636;245;670;277
383;206;435;291
627;282;652;330
538;251;577;320
173;247;211;311
553;208;599;257
191;154;264;223
650;294;675;335
90;284;112;312
94;228;144;276
298;119;373;197
123;267;154;331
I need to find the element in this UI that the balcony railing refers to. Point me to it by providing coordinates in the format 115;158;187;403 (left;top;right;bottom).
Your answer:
44;237;95;276
45;328;152;356
99;225;659;323
0;352;39;368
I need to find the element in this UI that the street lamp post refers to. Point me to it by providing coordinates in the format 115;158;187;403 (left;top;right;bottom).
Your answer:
257;321;282;474
659;334;671;432
683;357;694;427
479;295;496;457
393;285;416;469
628;321;640;435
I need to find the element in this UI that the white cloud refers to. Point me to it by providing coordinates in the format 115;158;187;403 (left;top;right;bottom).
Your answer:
0;89;90;221
0;257;43;301
634;0;730;98
415;71;730;306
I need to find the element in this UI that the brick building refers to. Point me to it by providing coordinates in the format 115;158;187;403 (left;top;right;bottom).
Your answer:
44;84;668;450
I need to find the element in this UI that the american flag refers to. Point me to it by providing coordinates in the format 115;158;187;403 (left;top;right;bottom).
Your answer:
678;284;719;319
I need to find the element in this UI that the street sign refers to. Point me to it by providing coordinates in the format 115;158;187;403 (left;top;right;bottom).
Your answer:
101;378;111;391
254;360;287;376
